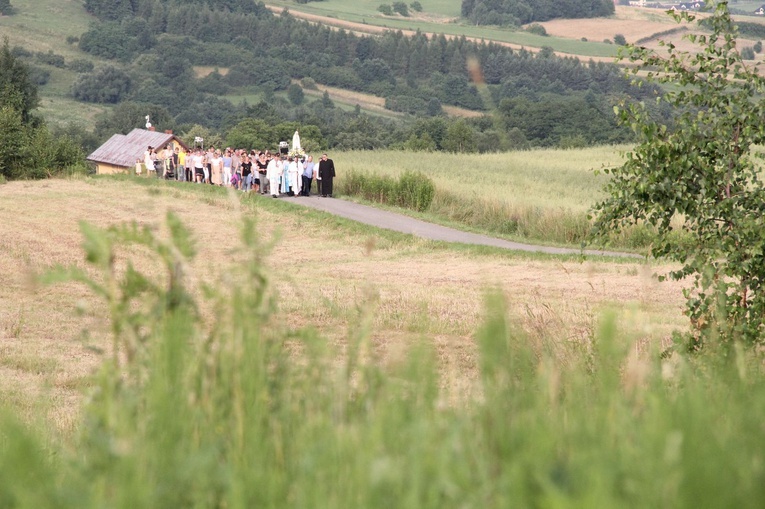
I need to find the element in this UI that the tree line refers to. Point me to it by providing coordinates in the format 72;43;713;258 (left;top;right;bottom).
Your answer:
461;0;614;26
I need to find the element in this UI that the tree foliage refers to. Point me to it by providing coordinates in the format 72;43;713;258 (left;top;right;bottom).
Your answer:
69;0;651;149
443;119;477;153
392;1;409;16
287;83;304;105
94;102;175;139
72;65;132;103
462;0;613;26
78;20;155;61
61;0;667;153
592;2;765;348
0;37;39;124
224;118;324;152
0;0;13;15
0;38;79;180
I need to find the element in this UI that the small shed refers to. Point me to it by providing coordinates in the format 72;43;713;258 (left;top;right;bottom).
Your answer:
87;128;189;175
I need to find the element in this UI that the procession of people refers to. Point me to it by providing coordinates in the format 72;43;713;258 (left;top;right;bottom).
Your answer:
138;131;336;198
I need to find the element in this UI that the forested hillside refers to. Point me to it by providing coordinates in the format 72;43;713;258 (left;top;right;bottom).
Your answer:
461;0;614;26
9;0;658;152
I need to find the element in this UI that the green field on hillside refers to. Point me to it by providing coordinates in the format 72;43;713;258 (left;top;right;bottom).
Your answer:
0;0;90;53
281;0;463;18
268;0;619;58
0;0;111;125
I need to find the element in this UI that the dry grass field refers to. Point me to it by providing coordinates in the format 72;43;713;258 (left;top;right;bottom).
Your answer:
541;5;681;43
542;5;765;57
0;177;686;432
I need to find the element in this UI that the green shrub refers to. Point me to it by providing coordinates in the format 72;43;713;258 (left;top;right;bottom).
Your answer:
392;1;409;16
68;58;94;73
341;170;434;212
377;4;393;15
35;50;65;68
0;107;87;180
343;170;398;203
300;76;318;90
525;23;547;36
396;170;435;212
559;134;588;149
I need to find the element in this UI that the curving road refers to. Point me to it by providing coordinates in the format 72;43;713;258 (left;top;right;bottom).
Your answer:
279;195;638;258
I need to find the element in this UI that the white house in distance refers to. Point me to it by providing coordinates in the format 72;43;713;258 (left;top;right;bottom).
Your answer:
87;128;189;175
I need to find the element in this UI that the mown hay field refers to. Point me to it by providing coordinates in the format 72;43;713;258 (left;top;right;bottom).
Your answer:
0;175;686;433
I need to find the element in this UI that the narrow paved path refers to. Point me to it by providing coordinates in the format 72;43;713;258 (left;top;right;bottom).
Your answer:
279;195;638;258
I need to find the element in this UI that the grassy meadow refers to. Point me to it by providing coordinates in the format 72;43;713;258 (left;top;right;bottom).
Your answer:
0;172;682;428
332;147;644;247
334;147;621;211
0;0;113;126
3;171;765;506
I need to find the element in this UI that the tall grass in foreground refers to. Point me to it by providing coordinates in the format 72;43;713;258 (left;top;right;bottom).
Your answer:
1;214;764;507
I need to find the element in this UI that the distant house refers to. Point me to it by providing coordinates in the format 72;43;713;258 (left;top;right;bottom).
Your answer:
87;128;189;175
668;2;700;10
756;5;765;15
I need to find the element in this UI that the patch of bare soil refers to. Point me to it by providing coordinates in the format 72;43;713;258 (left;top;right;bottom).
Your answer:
194;66;230;78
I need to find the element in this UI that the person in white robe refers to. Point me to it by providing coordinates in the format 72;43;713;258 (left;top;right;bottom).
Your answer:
287;157;302;196
267;156;282;198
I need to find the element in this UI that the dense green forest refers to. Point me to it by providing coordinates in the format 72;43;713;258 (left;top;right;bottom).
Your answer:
12;0;658;153
461;0;614;26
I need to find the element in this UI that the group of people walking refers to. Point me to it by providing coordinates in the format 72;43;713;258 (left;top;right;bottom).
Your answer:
139;145;336;198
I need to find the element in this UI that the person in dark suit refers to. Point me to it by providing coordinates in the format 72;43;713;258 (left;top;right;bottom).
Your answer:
318;153;336;197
